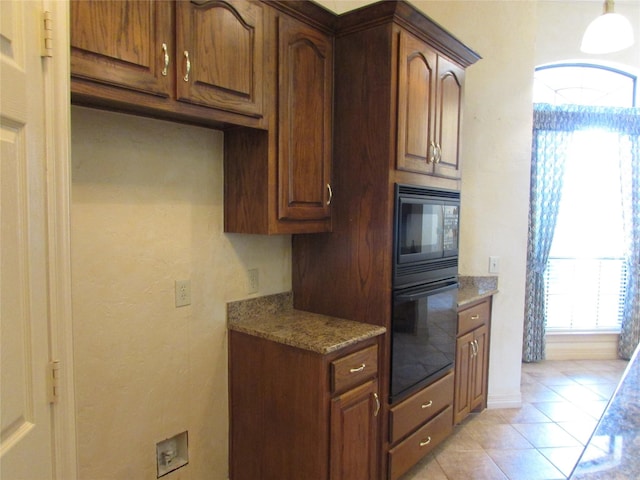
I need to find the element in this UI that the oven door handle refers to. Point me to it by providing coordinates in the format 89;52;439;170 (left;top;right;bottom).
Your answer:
395;281;458;302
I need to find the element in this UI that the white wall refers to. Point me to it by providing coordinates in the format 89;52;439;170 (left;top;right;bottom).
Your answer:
71;106;291;479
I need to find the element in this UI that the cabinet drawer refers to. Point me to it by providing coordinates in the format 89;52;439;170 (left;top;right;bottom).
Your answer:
331;345;378;394
388;406;453;480
389;371;454;444
458;299;490;335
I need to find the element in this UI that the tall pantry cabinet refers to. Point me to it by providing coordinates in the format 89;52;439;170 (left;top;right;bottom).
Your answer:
293;2;480;478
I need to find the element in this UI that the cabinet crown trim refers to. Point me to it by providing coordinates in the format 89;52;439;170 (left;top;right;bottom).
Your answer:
335;0;481;68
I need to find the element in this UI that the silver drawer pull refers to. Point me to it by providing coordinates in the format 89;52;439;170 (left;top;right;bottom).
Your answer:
470;314;480;320
419;436;432;447
421;400;433;409
161;43;169;76
349;364;365;373
183;50;191;82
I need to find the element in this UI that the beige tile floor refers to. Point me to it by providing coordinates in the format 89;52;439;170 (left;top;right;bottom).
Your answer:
400;359;629;480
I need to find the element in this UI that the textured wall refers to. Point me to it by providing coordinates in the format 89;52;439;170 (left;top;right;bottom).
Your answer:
71;106;291;479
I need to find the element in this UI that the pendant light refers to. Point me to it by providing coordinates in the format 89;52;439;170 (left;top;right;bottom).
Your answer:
580;0;635;54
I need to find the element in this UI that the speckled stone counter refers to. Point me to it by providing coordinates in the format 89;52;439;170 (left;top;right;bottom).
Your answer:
458;276;498;308
227;292;386;355
570;343;640;479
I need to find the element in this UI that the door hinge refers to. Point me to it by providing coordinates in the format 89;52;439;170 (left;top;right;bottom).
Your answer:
47;360;60;403
42;10;53;58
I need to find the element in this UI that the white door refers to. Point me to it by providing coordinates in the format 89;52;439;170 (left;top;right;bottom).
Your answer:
1;1;56;478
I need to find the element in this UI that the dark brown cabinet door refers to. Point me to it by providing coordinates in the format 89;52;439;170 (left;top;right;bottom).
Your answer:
330;380;379;480
454;323;489;424
70;0;172;96
453;331;473;424
396;30;437;175
396;29;465;180
470;324;489;411
277;14;333;222
434;57;464;179
175;0;264;117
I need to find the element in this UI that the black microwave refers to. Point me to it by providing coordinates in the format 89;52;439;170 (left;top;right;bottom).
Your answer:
393;184;460;287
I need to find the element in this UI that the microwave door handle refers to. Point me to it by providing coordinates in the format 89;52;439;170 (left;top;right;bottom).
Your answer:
396;281;458;302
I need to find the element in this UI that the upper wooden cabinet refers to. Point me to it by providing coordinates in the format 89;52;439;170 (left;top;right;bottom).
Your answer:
70;0;265;128
277;14;333;223
396;30;465;180
175;0;264;117
224;3;334;234
70;0;173;97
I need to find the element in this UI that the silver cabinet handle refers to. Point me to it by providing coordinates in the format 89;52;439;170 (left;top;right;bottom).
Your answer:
434;143;442;163
471;314;480;320
326;183;333;206
349;363;365;373
421;400;433;409
474;339;479;354
373;392;380;417
183;50;191;82
419;436;432;447
429;141;437;164
161;43;169;76
470;340;477;357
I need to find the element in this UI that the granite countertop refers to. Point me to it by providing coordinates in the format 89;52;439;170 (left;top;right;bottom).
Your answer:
570;343;640;479
458;276;499;307
227;292;386;355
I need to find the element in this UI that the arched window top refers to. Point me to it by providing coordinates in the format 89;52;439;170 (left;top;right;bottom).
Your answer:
533;62;637;107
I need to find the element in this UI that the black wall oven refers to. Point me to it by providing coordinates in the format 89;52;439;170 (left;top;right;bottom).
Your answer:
390;184;460;404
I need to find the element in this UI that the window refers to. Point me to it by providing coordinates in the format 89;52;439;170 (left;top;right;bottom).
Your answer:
534;63;637;107
533;63;637;333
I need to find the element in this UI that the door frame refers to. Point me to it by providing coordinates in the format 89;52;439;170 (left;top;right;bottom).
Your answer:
44;1;77;478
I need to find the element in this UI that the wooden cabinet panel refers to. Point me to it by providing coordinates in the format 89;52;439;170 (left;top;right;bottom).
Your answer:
396;30;437;174
331;345;378;394
277;14;333;222
330;380;379;480
458;298;490;335
388;406;453;480
454;298;491;424
454;330;473;424
389;370;453;444
223;3;334;235
230;331;380;480
396;29;466;181
434;57;464;179
70;0;172;96
176;0;264;117
470;324;489;411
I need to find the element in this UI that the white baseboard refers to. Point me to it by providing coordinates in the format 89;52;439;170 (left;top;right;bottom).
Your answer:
545;332;619;360
487;393;522;410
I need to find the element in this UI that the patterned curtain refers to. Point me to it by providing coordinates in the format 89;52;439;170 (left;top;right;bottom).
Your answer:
523;110;570;362
524;104;640;362
618;133;640;359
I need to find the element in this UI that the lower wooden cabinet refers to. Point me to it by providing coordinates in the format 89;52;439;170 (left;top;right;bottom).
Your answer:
388;406;453;480
229;330;380;480
330;379;379;480
454;298;491;424
387;371;454;480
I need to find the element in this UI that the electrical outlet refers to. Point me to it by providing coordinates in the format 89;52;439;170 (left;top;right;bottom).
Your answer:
248;269;259;294
175;280;191;307
489;256;500;274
